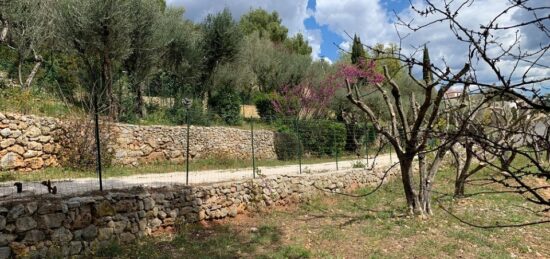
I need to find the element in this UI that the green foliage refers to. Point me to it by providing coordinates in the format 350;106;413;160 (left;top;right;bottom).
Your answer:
423;45;433;84
296;120;346;156
274;132;302;160
211;86;242;125
285;33;312;56
351;34;366;65
168;100;212;126
202;8;242;75
254;92;277;121
240;9;288;42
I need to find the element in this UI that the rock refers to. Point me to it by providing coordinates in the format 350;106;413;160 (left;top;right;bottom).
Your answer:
38;136;51;143
42;143;53;153
23;230;45;243
37;203;62;215
69;241;82;255
114;200;135;213
7;145;24;155
27;142;42;151
0;128;10;137
23;150;41;158
51;227;73;243
0;234;16;246
119;233;135;243
39;213;65;229
81;225;97;241
71;212;92;229
148;218;162;229
10;130;21;138
7;205;25;221
8;242;27;257
97;228;113;241
0;216;5;230
143;198;154;210
25;202;38;215
0;247;10;259
25;126;41;138
0;139;15;148
94;201;115;217
25;157;44;170
0;152;24;170
16;217;37;232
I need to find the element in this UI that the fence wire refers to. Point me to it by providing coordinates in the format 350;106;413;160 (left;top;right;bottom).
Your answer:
0;111;395;201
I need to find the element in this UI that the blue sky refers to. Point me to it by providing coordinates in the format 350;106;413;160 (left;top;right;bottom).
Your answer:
166;0;549;87
304;0;410;61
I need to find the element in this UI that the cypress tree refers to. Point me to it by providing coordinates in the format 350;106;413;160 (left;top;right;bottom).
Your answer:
351;34;366;65
422;45;433;84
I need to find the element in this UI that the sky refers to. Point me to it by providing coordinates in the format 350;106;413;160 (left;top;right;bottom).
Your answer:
166;0;549;88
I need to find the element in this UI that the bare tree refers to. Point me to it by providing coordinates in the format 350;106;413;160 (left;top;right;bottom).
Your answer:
345;46;472;216
391;0;550;210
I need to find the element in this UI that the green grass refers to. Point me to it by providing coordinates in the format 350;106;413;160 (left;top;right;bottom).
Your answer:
96;165;549;258
0;155;362;182
0;87;81;119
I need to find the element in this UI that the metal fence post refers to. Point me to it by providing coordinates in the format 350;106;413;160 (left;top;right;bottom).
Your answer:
334;128;339;171
93;88;103;191
365;124;369;167
295;118;302;174
185;110;190;185
250;119;256;178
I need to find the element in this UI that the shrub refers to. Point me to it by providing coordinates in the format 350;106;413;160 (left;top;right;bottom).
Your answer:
168;100;213;126
211;87;242;125
59;116;114;170
274;132;302;160
296;120;346;156
254;92;277;122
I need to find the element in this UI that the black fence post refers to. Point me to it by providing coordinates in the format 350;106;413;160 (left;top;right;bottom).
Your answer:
334;128;339;171
295;118;302;174
185;109;190;185
250;119;256;178
93;88;103;191
365;124;369;167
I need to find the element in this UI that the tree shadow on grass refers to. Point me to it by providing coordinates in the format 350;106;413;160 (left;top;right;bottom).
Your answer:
102;222;311;259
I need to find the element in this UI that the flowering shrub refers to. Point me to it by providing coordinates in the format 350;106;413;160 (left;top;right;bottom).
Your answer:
272;59;384;119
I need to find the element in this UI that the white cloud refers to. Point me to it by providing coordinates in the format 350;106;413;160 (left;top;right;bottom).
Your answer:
315;0;396;45
166;0;322;60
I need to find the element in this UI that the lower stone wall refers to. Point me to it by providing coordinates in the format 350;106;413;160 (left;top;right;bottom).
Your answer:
0;168;396;258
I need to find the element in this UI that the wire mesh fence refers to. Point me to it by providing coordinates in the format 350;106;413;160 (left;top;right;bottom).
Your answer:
0;110;395;201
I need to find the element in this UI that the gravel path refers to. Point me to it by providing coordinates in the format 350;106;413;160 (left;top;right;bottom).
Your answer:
0;153;397;199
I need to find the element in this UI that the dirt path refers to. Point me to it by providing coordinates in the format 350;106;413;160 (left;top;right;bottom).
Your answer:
0;153;396;199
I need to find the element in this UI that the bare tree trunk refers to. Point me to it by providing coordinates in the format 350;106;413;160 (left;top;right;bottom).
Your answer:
0;20;7;43
399;156;421;214
202;91;209;112
17;52;24;88
420;147;447;215
454;144;473;197
24;60;42;88
135;81;147;118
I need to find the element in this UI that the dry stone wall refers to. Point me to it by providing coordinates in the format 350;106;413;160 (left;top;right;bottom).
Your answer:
0;112;277;171
111;124;276;166
0;168;397;258
0;113;64;172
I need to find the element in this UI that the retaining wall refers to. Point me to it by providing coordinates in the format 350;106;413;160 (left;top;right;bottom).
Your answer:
0;168;396;258
0;112;277;171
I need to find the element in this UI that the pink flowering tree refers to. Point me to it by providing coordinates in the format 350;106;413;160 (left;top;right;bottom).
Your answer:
272;59;383;119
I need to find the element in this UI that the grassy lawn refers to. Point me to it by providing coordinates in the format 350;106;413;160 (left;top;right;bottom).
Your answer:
93;168;550;258
0;156;362;182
